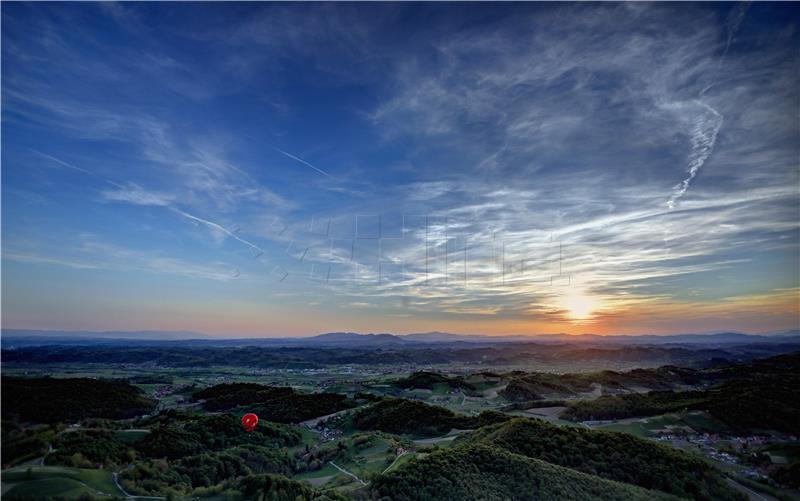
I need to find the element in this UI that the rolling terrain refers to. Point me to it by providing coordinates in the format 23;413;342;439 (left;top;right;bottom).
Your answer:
1;337;798;500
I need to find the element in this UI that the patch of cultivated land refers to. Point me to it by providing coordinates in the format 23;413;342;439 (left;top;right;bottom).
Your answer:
594;411;732;438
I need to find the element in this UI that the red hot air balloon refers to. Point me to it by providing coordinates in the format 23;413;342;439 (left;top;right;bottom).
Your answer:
242;413;259;432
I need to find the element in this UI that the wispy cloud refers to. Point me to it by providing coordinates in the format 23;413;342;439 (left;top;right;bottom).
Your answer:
3;239;241;282
101;182;175;207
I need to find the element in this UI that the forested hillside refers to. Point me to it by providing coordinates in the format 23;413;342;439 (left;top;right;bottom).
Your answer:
354;398;509;436
457;418;740;500
392;371;476;392
193;383;356;423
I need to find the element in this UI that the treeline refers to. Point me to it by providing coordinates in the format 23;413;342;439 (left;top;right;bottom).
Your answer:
354;398;509;437
193;383;356;423
1;377;156;423
372;444;680;501
457;417;741;501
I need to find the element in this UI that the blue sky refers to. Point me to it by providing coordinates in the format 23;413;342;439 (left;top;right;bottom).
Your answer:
2;2;798;336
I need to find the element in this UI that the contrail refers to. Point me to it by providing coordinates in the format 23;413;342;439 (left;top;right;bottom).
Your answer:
720;1;751;66
31;149;124;188
171;208;267;256
32;149;267;258
31;149;94;175
667;102;723;209
273;147;330;177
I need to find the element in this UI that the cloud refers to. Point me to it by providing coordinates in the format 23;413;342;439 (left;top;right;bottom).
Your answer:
3;3;797;333
3;239;241;281
102;183;175;206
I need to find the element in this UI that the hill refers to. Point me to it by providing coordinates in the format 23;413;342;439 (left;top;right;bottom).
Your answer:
458;418;740;500
1;377;156;423
354;398;509;437
372;444;680;501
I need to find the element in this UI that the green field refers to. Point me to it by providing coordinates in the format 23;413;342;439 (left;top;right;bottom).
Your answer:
2;466;126;499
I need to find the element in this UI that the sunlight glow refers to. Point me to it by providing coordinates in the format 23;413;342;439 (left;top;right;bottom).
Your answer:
561;290;598;321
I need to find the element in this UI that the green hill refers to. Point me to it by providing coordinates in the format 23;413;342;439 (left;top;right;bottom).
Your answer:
372;444;680;501
458;418;741;500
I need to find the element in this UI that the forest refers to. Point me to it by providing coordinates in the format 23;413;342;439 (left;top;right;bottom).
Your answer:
371;444;680;501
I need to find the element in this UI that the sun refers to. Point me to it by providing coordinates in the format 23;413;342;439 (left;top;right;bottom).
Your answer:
560;290;597;321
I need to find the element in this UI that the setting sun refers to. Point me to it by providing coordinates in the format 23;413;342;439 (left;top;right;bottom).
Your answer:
561;290;598;321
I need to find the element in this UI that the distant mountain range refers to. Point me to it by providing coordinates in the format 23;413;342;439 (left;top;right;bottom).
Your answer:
2;328;799;348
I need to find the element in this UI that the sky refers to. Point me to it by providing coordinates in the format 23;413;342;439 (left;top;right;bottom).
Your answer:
2;2;799;337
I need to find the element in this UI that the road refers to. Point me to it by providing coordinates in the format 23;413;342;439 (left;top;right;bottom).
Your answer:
329;461;367;486
381;451;408;474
